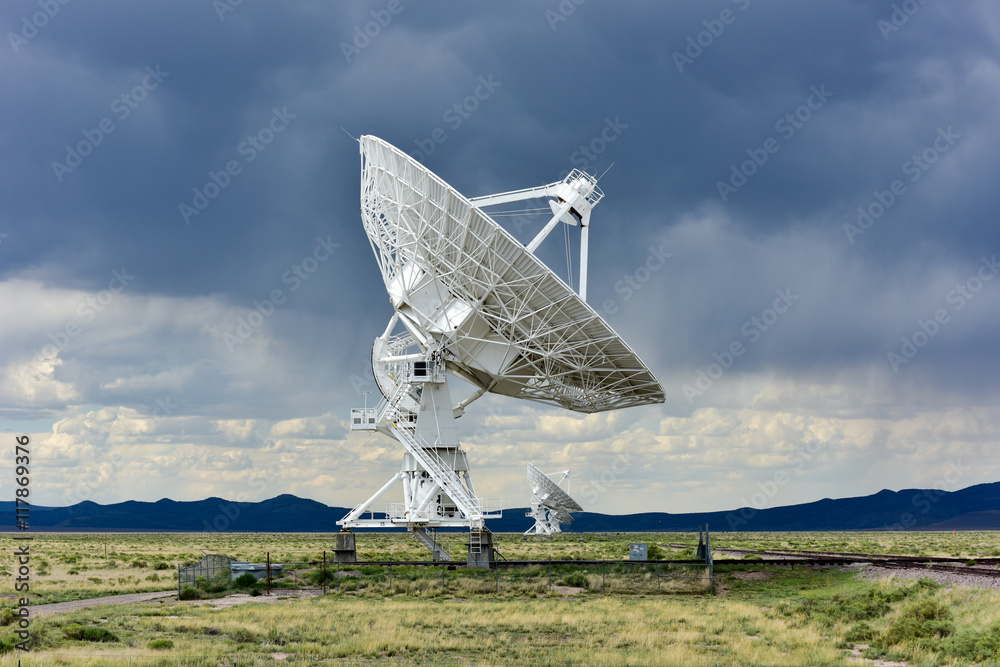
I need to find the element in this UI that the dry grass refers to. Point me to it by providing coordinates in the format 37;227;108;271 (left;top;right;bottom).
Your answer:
1;594;848;666
2;531;999;665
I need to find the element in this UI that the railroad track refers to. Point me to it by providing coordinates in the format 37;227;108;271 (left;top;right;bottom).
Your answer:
699;546;1000;578
669;543;1000;564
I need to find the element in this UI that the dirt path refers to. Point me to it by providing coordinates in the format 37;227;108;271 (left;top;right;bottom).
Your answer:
183;587;324;608
28;590;176;617
29;587;327;617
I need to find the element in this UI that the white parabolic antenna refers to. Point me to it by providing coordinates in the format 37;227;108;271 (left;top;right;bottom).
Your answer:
525;463;583;536
339;136;664;560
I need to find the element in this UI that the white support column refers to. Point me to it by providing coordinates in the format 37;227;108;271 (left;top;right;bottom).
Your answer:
526;199;574;254
579;218;590;302
413;481;441;517
340;472;402;525
469;184;560;208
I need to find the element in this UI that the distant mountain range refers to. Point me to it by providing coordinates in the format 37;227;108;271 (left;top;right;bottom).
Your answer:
2;482;998;532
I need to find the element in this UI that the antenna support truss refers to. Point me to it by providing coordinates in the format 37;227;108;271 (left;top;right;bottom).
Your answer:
470;169;603;302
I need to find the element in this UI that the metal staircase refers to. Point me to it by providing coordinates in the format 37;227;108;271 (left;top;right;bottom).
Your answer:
413;527;452;561
388;424;481;524
343;369;487;528
341;355;501;562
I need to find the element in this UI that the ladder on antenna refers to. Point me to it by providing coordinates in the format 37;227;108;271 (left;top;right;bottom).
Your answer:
469;529;482;555
374;369;484;525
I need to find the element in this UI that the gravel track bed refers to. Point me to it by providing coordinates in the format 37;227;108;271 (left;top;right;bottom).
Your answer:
853;564;1000;589
714;548;812;561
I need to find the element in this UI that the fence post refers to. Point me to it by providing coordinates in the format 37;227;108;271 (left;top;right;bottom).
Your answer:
323;551;327;595
699;523;714;595
548;559;552;588
267;552;271;596
602;559;605;593
495;562;498;595
177;564;181;598
388;559;392;592
441;562;445;589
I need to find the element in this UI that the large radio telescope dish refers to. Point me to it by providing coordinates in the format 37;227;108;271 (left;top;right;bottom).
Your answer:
358;135;664;413
340;135;663;561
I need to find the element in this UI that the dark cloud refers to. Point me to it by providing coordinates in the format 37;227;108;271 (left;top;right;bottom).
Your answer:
1;0;998;508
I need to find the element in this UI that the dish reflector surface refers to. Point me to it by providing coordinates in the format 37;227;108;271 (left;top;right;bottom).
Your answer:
527;462;583;514
360;135;664;413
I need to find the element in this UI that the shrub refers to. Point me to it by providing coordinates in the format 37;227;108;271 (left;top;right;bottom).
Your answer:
148;639;174;650
823;590;893;622
882;599;953;646
0;608;18;627
844;622;879;643
178;585;205;600
308;567;337;586
560;572;590;589
146;573;160;582
131;559;148;569
63;624;119;643
234;573;258;588
154;562;171;571
945;621;1000;662
229;627;259;644
195;577;231;594
647;544;665;561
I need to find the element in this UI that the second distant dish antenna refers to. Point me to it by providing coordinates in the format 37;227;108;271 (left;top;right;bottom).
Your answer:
524;463;583;537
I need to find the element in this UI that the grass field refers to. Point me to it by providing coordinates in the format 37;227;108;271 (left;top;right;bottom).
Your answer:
2;531;1000;665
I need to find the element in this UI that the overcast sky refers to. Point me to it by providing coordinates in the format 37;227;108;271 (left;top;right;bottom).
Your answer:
2;1;998;519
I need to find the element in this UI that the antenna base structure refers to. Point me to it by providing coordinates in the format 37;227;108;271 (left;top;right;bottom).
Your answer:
340;320;502;548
